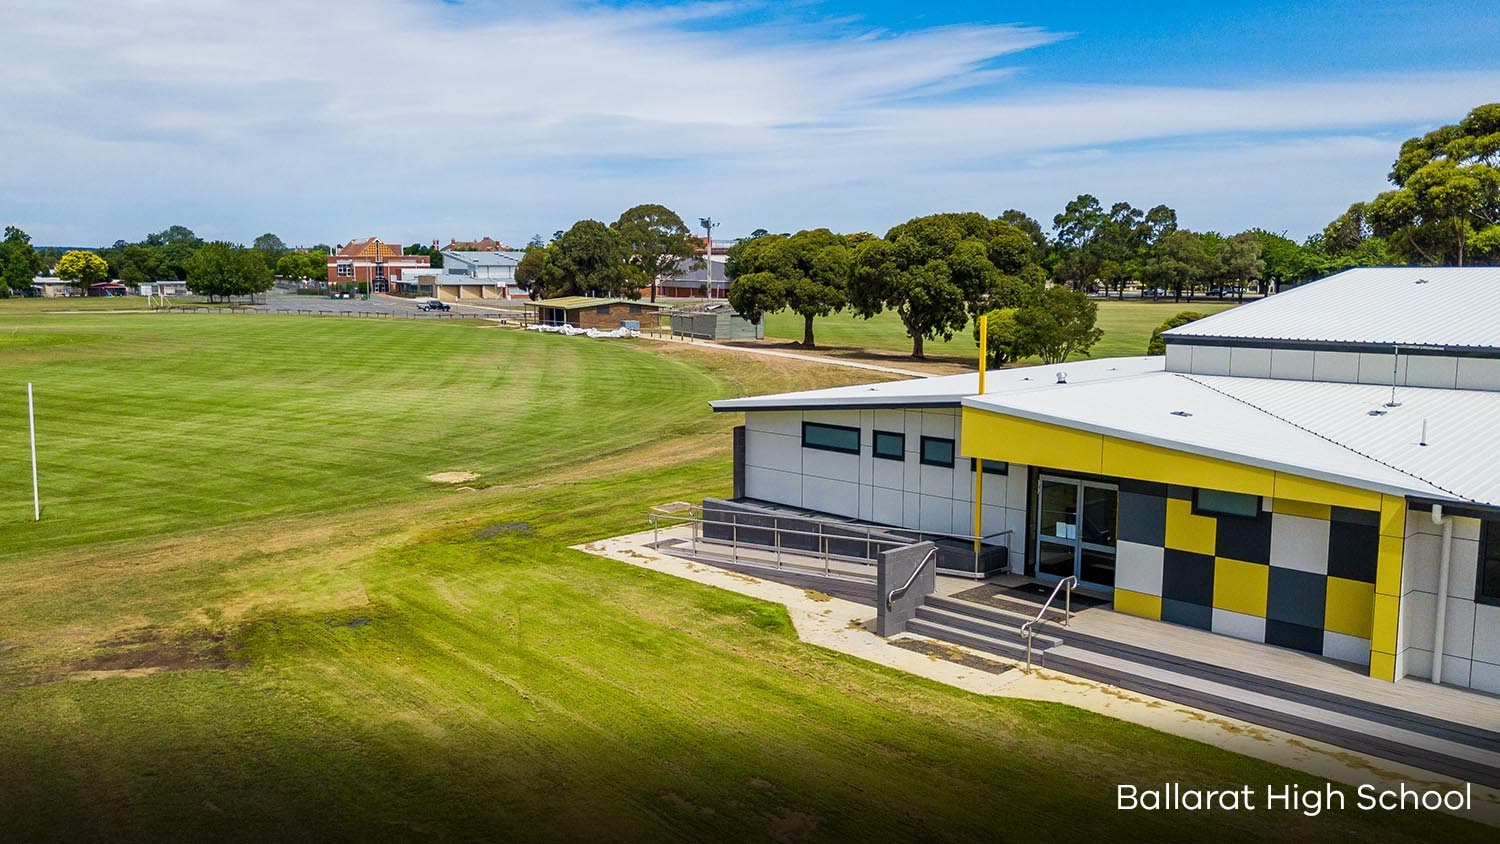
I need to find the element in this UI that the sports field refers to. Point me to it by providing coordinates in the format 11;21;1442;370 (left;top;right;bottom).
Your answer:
0;312;1485;842
760;299;1239;361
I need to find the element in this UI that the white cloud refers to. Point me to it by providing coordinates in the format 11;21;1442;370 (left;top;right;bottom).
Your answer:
1;0;1494;245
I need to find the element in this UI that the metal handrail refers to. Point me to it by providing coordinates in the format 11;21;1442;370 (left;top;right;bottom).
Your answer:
1018;575;1077;673
886;547;938;609
648;505;1012;553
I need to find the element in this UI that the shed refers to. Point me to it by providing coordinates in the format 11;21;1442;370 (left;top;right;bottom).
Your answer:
525;297;663;330
669;303;764;341
87;282;129;297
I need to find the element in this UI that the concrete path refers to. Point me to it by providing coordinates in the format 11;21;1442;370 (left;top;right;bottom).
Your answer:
579;527;1500;827
638;333;932;377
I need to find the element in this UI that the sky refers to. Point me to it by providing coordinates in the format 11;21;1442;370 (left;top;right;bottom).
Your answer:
2;0;1497;247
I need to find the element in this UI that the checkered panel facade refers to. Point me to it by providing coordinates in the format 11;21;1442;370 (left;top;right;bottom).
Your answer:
1112;483;1377;666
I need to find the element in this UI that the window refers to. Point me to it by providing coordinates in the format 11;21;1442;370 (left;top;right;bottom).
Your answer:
1194;488;1260;518
802;421;859;454
336;262;353;278
919;436;955;467
596;305;611;314
969;458;1009;476
628;304;642;314
872;430;904;461
1479;521;1500;606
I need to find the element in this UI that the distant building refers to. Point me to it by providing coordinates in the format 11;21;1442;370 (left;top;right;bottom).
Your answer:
525;296;663;330
658;254;728;299
326;238;430;291
426;250;530;301
443;237;511;252
87;281;128;297
669;302;763;340
30;277;71;298
136;280;188;297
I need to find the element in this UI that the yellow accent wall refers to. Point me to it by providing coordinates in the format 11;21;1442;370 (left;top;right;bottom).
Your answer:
1165;499;1217;556
1369;494;1408;682
1213;557;1269;617
1114;588;1162;620
1325;577;1375;639
1272;498;1332;521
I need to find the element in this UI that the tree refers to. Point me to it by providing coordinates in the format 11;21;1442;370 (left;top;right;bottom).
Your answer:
972;307;1022;366
1211;232;1265;300
1246;229;1319;292
848;212;1045;358
1051;195;1177;298
527;233;546;249
1146;311;1208;355
539;220;634;299
0;226;43;296
1013;286;1103;364
145;225;203;279
612;204;698;303
726;229;854;347
1333;102;1500;265
252;233;288;269
1140;229;1211;302
184;242;274;302
55;250;109;289
116;244;162;287
276;253;308;279
515;245;548;298
748;228;770;239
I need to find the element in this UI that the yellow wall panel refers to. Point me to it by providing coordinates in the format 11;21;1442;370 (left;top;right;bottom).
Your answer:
1271;498;1332;521
1371;593;1400;653
1324;577;1375;639
961;409;1103;474
1102;438;1275;496
1272;474;1382;511
1165;498;1217;556
1113;588;1162;620
1369;650;1396;682
1375;535;1405;597
1212;558;1269;617
1379;495;1407;538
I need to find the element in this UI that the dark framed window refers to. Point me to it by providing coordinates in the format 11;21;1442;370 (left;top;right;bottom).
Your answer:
628;304;642;314
872;430;904;461
596;305;611;314
969;458;1009;476
1194;488;1260;519
802;421;860;455
1479;521;1500;606
919;436;955;467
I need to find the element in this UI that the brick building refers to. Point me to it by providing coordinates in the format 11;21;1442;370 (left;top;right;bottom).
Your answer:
526;296;663;330
326;238;431;291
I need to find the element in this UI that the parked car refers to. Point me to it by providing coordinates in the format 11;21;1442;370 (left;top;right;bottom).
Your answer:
415;298;450;311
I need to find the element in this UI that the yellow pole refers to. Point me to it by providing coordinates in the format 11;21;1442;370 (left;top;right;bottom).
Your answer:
973;313;987;555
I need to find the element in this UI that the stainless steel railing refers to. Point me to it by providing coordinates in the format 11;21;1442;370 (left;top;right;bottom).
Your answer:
646;504;1010;578
1018;575;1076;672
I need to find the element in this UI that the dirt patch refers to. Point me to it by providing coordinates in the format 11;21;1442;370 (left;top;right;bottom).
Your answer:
801;589;832;603
68;628;236;677
766;808;819;842
475;522;532;539
891;638;1013;675
426;471;480;484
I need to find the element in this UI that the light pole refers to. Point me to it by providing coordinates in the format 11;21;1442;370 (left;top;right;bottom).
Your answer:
698;217;719;300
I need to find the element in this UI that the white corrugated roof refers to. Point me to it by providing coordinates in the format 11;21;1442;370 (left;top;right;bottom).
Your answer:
1164;267;1500;351
962;371;1479;503
709;356;1163;411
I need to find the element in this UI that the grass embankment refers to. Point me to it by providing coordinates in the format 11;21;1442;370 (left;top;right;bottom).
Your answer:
0;314;1486;842
760;299;1239;363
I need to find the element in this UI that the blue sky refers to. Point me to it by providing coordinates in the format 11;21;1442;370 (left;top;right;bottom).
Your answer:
2;0;1496;247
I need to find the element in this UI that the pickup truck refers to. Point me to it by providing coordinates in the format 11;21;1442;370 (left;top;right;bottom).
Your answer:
415;298;451;311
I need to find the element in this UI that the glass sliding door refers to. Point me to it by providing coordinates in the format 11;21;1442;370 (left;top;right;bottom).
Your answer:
1035;475;1118;592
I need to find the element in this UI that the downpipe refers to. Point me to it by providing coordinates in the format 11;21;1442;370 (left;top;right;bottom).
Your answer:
1431;504;1454;685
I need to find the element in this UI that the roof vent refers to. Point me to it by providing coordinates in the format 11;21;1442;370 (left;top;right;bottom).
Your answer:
1414;278;1429;284
1170;410;1193;417
1055;371;1068;385
1368;409;1387;417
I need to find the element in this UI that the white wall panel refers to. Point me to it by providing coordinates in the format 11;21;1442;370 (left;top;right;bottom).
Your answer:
1405;355;1459;389
1456;357;1500;391
1190;345;1232;376
746;411;801;437
1269;348;1315;380
745;467;801;507
803;475;860;518
1228;346;1272;379
744;430;801;473
1312;351;1360;382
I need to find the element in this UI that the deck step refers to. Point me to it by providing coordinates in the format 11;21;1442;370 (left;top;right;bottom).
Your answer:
912;605;1062;650
924;594;1062;629
904;618;1048;666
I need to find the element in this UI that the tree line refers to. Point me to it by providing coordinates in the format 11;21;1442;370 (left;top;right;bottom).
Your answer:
515;204;700;303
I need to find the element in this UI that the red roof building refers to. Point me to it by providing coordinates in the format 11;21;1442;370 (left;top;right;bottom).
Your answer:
326;238;431;290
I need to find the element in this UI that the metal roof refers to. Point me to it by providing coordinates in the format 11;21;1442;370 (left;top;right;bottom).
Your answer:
961;371;1476;503
709;356;1164;411
442;250;525;268
525;296;660;310
1164;267;1500;351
